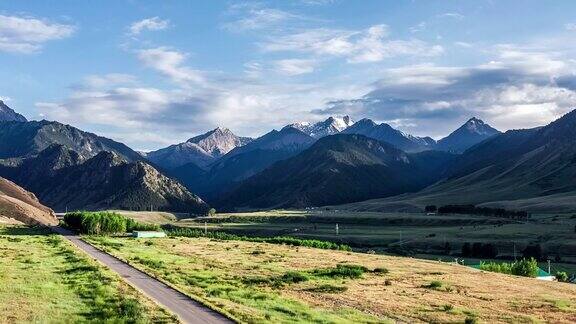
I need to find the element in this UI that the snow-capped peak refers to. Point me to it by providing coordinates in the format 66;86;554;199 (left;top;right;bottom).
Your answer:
284;116;354;138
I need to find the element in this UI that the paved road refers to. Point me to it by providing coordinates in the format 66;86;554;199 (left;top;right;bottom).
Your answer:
51;226;232;324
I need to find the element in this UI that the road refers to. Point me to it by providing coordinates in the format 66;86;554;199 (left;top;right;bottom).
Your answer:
51;226;232;324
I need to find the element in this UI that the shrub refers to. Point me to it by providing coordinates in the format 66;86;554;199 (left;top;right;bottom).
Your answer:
279;271;309;284
384;279;392;286
479;258;539;278
442;304;454;311
312;264;368;279
306;284;348;293
555;271;569;282
373;267;389;274
465;317;478;324
424;280;443;289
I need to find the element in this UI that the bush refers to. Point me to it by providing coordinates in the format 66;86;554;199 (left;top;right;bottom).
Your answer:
373;267;389;274
279;271;309;284
555;271;569;282
479;258;539;278
64;211;160;235
306;284;348;293
424;280;443;289
312;264;368;279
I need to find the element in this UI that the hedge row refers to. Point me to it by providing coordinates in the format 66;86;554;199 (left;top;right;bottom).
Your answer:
164;226;352;251
64;211;160;235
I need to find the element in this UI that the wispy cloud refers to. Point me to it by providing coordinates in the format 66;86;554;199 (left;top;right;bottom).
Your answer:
137;47;205;87
128;17;170;36
0;14;75;54
565;23;576;31
262;24;443;63
274;59;317;76
222;5;302;32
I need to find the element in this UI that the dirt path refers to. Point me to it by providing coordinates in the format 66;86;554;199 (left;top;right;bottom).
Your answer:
50;226;232;324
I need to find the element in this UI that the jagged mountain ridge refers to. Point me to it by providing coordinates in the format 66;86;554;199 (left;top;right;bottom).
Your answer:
284;116;354;138
147;127;252;170
0;146;209;213
171;127;315;200
0;120;142;162
343;118;436;152
0;100;27;122
217;134;454;209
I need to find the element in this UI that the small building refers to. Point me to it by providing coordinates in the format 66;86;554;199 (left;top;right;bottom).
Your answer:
132;231;166;238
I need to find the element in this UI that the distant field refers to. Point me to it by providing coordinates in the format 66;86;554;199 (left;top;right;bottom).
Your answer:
0;225;176;323
86;235;576;323
117;209;576;270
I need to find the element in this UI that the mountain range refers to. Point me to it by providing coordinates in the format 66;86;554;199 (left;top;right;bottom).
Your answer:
217;134;453;209
147;127;252;170
7;99;576;213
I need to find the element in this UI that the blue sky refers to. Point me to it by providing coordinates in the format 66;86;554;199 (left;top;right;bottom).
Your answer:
2;0;576;150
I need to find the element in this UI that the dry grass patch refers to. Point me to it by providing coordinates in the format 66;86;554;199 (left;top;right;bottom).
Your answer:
86;235;576;323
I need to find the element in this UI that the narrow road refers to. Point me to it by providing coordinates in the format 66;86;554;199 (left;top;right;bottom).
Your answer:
51;226;232;324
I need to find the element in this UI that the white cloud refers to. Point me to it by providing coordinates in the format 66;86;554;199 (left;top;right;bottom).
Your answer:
262;24;443;63
0;14;75;54
274;59;316;76
137;47;205;87
315;48;576;138
81;74;137;89
565;23;576;31
223;6;300;32
438;13;465;20
129;17;169;35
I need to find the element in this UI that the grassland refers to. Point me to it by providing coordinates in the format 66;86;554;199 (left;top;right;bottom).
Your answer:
0;225;177;323
86;234;576;323
116;209;576;273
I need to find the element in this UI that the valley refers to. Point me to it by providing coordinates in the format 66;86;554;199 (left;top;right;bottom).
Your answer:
85;230;576;323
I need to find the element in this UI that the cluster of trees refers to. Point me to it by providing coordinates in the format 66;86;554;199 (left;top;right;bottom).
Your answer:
479;258;539;277
64;211;160;235
425;204;529;219
461;242;499;258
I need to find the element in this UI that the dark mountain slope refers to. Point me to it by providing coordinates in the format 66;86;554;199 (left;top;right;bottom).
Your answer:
218;134;453;209
1;147;209;213
436;117;500;153
173;127;315;198
339;109;576;212
0;120;142;161
343;118;435;152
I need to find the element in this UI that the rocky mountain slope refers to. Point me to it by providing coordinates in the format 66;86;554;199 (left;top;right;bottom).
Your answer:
172;127;315;199
436;117;500;153
343;118;436;152
0;146;209;213
218;134;453;209
0;100;27;122
147;127;252;170
0;120;142;162
0;177;57;225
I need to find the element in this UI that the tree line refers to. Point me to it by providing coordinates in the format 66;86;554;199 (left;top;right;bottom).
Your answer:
425;204;529;219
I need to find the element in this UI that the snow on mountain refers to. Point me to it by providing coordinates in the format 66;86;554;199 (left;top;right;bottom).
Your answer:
284;116;354;138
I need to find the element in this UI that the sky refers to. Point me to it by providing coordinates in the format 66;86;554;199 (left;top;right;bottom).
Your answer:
2;0;576;150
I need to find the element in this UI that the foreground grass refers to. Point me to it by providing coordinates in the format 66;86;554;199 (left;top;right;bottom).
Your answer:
0;225;177;323
86;235;576;323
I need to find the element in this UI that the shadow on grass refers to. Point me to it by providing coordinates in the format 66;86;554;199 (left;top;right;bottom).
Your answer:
0;226;52;236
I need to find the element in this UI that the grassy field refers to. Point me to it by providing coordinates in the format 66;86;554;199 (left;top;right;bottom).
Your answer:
0;225;177;323
86;234;576;323
116;209;576;273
